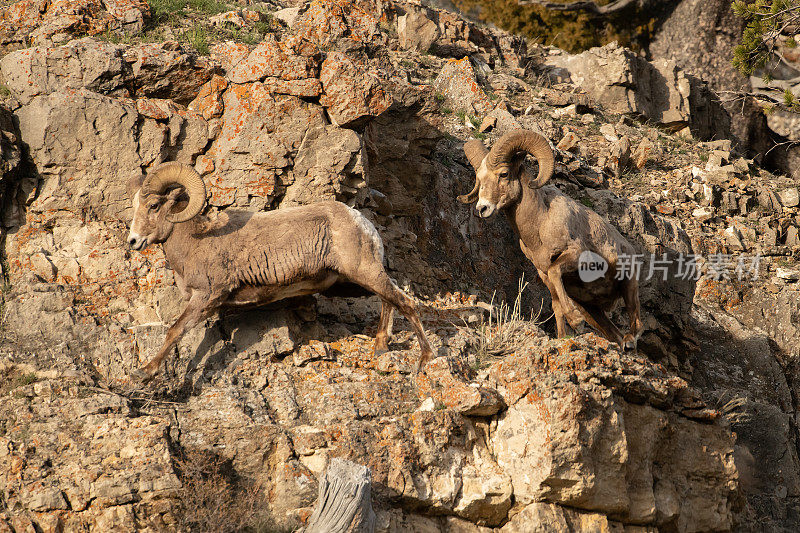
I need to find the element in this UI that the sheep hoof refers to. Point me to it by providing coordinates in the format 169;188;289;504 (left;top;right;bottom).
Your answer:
373;345;389;357
130;367;154;383
621;336;637;352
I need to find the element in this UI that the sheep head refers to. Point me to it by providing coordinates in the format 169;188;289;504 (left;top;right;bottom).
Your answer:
127;162;207;250
459;129;555;218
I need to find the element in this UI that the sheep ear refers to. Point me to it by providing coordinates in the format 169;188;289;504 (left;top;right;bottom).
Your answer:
127;171;145;194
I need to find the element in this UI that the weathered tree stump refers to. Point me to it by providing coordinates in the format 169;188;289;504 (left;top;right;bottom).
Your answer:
299;458;376;533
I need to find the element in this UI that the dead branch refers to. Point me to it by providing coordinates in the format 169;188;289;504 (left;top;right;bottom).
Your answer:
517;0;640;15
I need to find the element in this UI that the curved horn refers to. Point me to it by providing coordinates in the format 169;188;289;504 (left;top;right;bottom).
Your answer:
458;139;488;204
142;161;207;223
457;180;479;204
464;139;489;170
487;129;555;189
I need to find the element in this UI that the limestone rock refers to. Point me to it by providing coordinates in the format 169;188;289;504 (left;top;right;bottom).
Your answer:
122;41;217;104
0;0;149;49
417;356;506;417
187;74;227;120
549;42;730;139
486;344;737;530
0;38;216;105
206;84;325;207
224;308;296;358
29;252;57;281
284;125;367;206
319;51;392;128
398;6;439;52
0;38;128;104
229;34;320;92
292;0;382;49
433;57;493;116
0;379;180;530
778;187;800;208
210;40;250;73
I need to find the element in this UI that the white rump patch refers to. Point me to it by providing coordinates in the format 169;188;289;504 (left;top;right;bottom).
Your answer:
347;207;385;263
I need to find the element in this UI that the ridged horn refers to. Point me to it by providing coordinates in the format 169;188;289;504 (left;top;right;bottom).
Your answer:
458;139;488;204
487;129;555;189
464;139;489;170
141;162;207;223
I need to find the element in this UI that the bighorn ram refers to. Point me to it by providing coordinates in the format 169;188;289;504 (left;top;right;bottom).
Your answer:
127;162;433;381
459;129;643;349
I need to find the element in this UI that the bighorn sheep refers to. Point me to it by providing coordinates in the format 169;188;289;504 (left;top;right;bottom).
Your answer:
127;162;433;381
459;129;643;349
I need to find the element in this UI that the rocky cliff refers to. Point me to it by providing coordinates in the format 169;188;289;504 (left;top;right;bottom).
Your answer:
0;0;798;531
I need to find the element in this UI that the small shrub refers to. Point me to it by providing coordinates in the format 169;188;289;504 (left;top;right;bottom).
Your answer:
174;448;288;532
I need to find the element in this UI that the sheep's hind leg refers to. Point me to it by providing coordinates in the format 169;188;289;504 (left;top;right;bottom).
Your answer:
131;291;225;383
373;301;395;355
621;278;642;351
354;269;433;373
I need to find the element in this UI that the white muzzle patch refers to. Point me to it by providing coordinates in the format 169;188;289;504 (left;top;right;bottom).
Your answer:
475;199;496;218
127;231;147;251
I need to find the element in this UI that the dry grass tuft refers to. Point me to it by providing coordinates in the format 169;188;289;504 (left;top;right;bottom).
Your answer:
462;276;543;369
718;395;752;426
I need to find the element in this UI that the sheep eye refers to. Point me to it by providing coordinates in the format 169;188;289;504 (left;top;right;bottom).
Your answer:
148;203;159;211
499;170;509;178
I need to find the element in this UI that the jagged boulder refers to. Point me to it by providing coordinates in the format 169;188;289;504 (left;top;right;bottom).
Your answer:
319;51;392;128
434;57;494;116
546;42;731;140
229;33;321;97
0;38;217;105
0;0;149;51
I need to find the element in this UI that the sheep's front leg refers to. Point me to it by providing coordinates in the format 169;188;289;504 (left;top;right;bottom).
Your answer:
520;242;568;337
131;291;226;382
545;253;586;332
536;267;567;337
546;253;622;343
